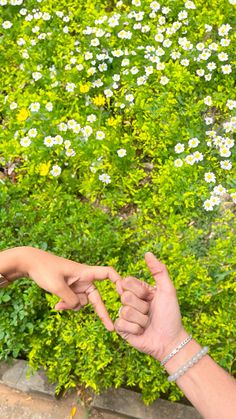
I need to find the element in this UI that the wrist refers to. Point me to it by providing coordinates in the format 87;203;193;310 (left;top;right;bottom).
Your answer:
0;246;30;282
155;328;189;362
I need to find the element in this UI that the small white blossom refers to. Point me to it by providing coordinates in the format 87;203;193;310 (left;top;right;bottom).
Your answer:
174;158;183;167
117;148;127;157
28;128;38;138
32;72;42;81
29;102;40;112
213;185;227;196
45;102;53;111
221;64;232;74
10;102;18;110
2;21;13;29
99;173;111;184
160;76;169;85
20;137;31;147
226;100;236;110
188;137;200;148
220;160;232;170
204;172;216;183
96;131;105;140
203;199;214;211
50;165;61;177
175;143;185;153
204;96;213;106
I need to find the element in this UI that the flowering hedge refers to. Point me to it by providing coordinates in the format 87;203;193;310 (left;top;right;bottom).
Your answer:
0;0;235;404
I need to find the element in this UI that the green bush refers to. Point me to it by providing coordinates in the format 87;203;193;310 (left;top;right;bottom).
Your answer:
0;0;235;404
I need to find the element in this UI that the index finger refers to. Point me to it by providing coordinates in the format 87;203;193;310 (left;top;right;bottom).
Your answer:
82;266;122;284
88;289;114;332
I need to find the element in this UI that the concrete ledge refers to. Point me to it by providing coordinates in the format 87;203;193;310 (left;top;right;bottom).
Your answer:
0;360;56;397
92;387;202;419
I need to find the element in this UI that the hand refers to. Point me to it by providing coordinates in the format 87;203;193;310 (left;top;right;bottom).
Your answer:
1;247;121;331
115;252;187;361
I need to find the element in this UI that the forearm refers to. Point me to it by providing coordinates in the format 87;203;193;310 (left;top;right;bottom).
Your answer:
163;336;236;419
0;247;28;282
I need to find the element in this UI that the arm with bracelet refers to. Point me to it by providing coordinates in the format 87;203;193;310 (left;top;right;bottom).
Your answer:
115;252;236;419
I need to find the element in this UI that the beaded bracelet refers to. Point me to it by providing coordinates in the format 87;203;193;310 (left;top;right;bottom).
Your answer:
168;346;209;382
161;335;192;366
0;273;10;288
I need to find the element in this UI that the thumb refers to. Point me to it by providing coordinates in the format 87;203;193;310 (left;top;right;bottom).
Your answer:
144;252;174;292
55;280;81;309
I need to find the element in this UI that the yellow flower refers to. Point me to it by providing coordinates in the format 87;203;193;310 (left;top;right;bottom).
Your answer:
39;162;50;176
80;84;90;93
92;95;106;107
16;108;29;122
107;117;120;127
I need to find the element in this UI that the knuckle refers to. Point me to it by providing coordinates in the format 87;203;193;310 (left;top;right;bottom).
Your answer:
133;324;143;335
124;276;136;287
121;290;133;305
122;305;133;318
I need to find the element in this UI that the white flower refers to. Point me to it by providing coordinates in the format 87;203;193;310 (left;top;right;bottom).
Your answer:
113;74;120;82
213;185;227;196
73;124;81;134
2;21;13;29
98;63;108;72
99;173;111;184
132;0;141;5
54;135;63;145
207;62;216;71
175;143;185;153
210;196;221;206
180;59;189;66
193;151;203;162
160;76;169;85
125;94;134;102
45;102;53;111
218;52;228;62
44;136;54;147
117;148;127;157
163;39;172;48
155;33;164;42
17;38;26;46
91;38;100;47
205;117;213;125
50;165;61;177
156;62;165;70
96;131;105;140
28;128;38;138
0;0;7;5
221;64;232;74
137;76;147;86
64;140;71;149
121;58;130;66
66;82;76;92
20;137;31;147
185;155;195;165
76;64;84;71
84;52;93;61
32;72;42;81
196;42;205;51
188;137;200;148
203;199;214;211
29;102;40;112
209;42;218;51
205;24;212;32
171;51;181;60
58;122;68;132
178;10;188;20
220;160;232;170
131;66;139;74
117;30;132;39
108;17;119;27
104;89;113;97
226;100;236;110
10;102;18;110
87;114;97;123
150;1;160;11
219;147;231;157
67;119;77;129
185;1;196;8
82;125;93;137
218;24;232;37
220;38;231;47
204;96;213;106
42;12;51;21
199;50;211;60
204;172;216;183
65;148;76;157
174;158;183;167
